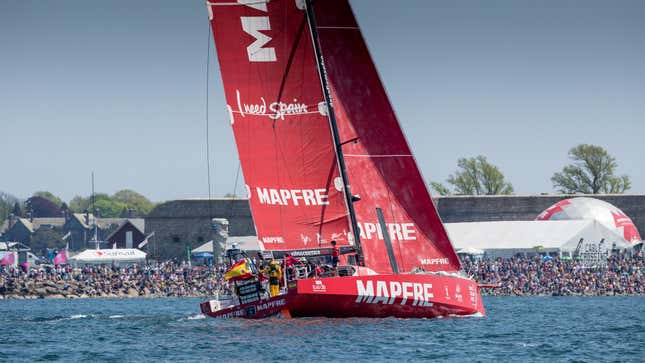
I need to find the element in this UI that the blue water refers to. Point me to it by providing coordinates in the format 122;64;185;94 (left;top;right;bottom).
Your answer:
1;297;643;362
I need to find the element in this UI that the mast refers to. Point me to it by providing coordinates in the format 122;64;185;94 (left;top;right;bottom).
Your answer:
91;171;99;250
304;0;363;265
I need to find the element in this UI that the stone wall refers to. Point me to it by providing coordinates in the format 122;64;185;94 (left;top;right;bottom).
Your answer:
145;195;645;258
145;198;254;259
434;194;645;235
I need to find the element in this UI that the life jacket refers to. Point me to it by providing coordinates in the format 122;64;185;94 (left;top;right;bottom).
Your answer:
267;263;281;278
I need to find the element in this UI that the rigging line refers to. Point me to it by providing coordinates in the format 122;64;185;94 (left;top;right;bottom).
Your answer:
205;19;214;221
228;161;242;221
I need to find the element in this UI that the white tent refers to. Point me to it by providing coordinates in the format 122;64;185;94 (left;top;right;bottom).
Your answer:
537;197;641;245
70;248;146;264
445;220;624;259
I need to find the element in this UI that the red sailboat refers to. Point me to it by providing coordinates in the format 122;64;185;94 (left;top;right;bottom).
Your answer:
200;0;486;319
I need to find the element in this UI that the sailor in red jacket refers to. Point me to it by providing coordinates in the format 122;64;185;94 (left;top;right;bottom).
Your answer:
331;240;339;275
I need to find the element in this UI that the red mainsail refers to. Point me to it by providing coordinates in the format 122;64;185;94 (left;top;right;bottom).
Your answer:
207;0;460;273
311;0;461;273
207;0;352;251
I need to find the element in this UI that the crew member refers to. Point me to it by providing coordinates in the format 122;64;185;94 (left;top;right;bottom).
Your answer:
331;240;339;275
263;259;282;297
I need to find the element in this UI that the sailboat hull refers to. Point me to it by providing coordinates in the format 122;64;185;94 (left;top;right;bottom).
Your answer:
200;274;485;319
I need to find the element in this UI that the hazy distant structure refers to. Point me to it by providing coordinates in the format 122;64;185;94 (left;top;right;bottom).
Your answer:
143;194;645;259
144;198;254;259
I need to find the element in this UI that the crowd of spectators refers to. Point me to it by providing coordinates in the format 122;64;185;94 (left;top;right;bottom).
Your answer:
0;251;643;298
0;260;232;298
462;251;644;296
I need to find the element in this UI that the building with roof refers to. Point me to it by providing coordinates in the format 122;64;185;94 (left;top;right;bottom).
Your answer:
0;213;144;252
105;219;146;249
144;198;254;259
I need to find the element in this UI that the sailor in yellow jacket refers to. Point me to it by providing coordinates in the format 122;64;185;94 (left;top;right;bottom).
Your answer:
262;259;282;297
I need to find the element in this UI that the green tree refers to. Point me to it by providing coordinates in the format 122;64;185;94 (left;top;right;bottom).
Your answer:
0;191;19;224
33;191;64;207
431;155;514;195
69;190;155;217
112;189;155;216
94;199;127;218
30;228;64;256
12;202;23;217
551;144;631;194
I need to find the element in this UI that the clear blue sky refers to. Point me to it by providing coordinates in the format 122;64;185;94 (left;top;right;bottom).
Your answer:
1;0;643;203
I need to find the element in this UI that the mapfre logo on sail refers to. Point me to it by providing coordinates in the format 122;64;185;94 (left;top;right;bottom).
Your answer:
208;0;279;63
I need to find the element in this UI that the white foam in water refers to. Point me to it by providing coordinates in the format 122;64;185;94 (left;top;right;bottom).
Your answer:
186;314;205;320
69;314;89;319
109;315;125;319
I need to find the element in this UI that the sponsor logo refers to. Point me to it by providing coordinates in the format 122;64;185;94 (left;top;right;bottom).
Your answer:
262;236;285;244
290;249;327;257
94;250;137;257
238;1;276;62
216;298;287;319
612;210;641;242
235;90;311;120
455;284;463;303
355;280;434;307
357;222;417;241
255;298;287;312
312;280;327;293
255;187;329;206
420;258;450;266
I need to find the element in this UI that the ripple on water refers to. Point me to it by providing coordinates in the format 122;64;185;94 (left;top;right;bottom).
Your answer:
0;296;643;362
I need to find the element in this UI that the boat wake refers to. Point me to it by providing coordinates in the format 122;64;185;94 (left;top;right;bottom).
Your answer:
180;314;206;321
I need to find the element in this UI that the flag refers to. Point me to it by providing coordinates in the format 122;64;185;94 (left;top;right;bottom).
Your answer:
53;248;68;265
0;252;15;265
224;259;253;281
61;231;71;241
138;232;154;249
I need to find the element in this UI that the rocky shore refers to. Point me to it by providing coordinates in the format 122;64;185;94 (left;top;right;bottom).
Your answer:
0;279;209;299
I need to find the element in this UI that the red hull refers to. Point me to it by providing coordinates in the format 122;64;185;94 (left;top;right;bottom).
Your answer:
201;274;485;319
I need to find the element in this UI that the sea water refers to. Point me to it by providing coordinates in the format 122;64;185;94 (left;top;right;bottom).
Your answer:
1;296;643;362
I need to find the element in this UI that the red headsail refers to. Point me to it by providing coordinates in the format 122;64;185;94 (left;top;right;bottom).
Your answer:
310;0;461;273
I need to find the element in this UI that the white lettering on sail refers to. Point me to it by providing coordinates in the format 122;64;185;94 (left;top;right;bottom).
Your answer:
240;17;276;62
255;187;329;206
238;0;267;12
236;0;274;62
235;90;309;119
357;222;417;241
355;280;433;306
